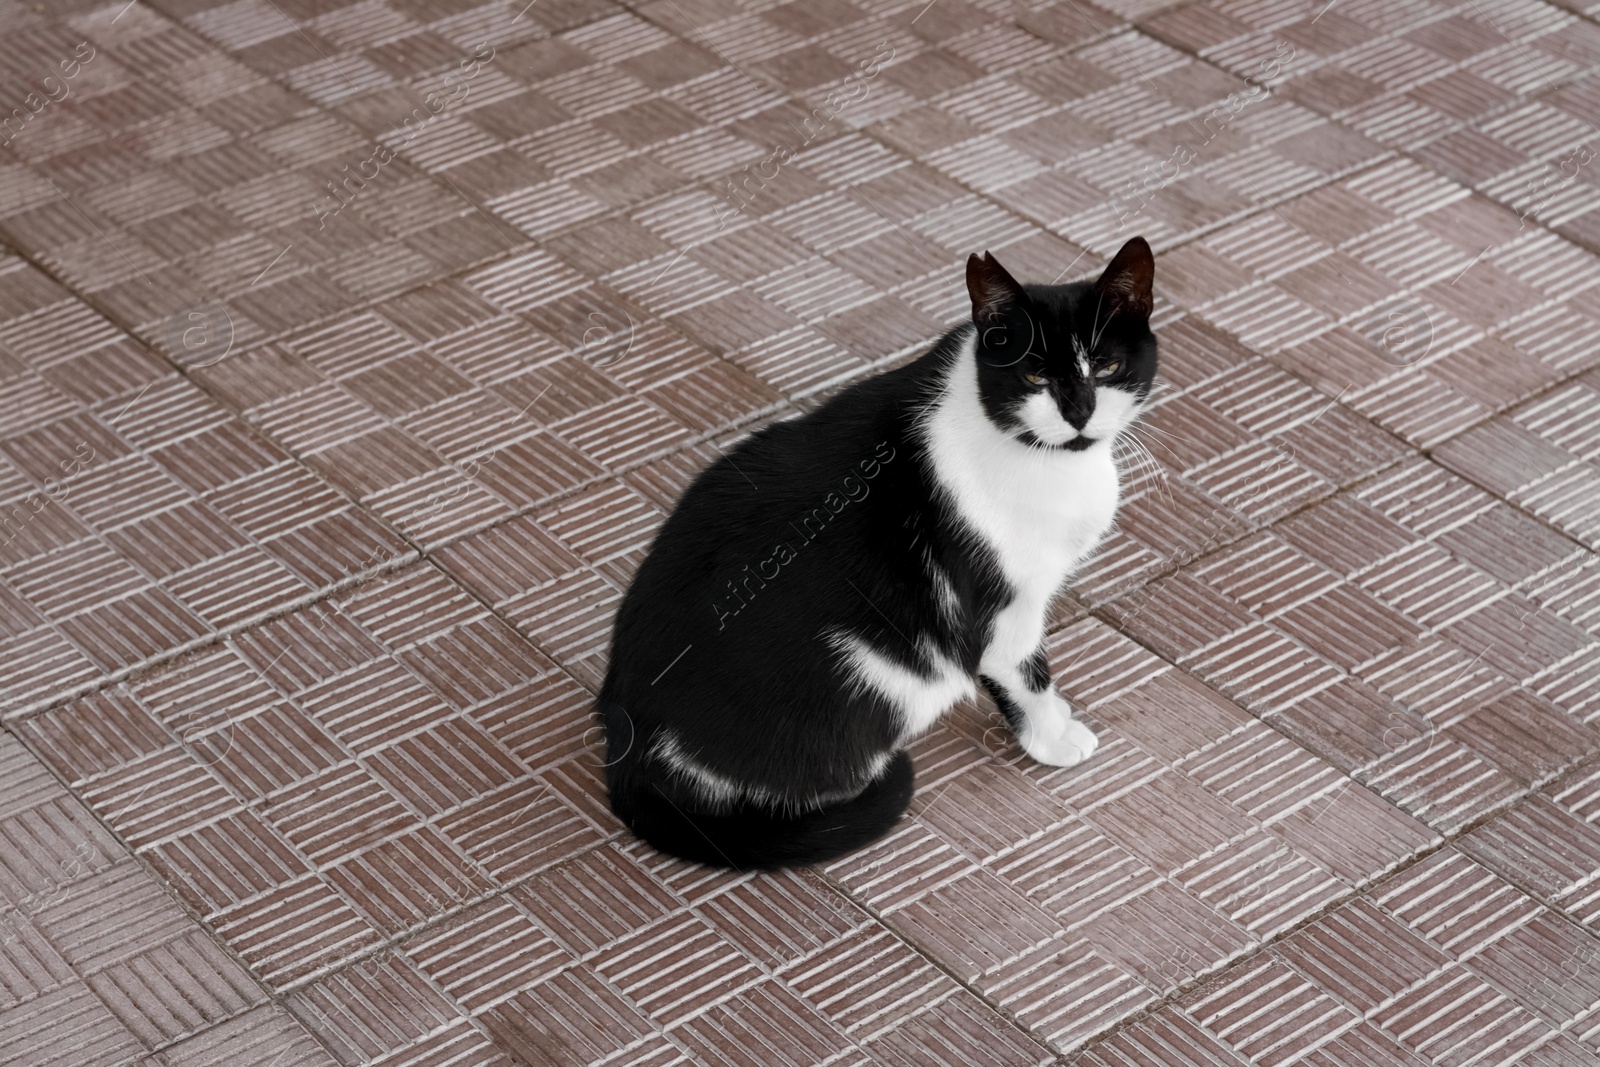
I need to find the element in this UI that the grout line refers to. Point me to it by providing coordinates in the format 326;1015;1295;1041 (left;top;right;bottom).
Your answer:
1065;744;1600;1059
811;865;1068;1064
3;0;1435;649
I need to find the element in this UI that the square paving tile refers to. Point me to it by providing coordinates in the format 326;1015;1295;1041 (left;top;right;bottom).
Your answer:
0;258;406;719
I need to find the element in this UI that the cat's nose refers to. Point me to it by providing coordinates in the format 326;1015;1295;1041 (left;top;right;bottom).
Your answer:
1059;386;1094;430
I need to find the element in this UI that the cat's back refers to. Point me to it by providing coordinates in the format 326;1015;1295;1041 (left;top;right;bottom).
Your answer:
614;353;942;628
652;354;940;546
602;351;945;719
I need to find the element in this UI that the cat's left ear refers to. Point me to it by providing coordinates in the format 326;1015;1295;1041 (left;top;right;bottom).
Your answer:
966;251;1027;324
1092;236;1154;318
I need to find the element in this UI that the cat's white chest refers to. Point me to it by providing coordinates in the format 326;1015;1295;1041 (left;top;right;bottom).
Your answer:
972;452;1119;593
922;345;1122;600
834;339;1127;745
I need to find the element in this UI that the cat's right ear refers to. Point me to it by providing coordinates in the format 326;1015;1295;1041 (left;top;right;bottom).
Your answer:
1092;236;1155;318
967;251;1027;325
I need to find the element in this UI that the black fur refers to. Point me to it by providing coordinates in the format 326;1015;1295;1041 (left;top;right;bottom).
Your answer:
1023;646;1050;692
596;239;1158;869
979;675;1026;735
968;238;1158;447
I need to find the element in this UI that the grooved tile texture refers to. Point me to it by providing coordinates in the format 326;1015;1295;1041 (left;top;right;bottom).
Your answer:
1;0;1598;1064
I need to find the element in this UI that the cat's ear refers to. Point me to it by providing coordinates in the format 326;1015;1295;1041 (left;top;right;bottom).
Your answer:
966;251;1027;324
1092;236;1154;318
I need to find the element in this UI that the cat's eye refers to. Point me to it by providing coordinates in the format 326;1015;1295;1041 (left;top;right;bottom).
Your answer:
1094;360;1122;380
1023;372;1047;385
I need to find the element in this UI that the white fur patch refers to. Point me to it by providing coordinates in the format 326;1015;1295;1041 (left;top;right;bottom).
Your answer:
827;628;975;741
655;730;893;813
1082;386;1141;444
924;545;962;627
922;333;1128;617
1013;372;1143;448
654;731;780;811
1017;390;1071;444
916;334;1129;769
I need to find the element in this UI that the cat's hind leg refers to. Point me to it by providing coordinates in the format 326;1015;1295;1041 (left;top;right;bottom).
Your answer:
979;609;1098;767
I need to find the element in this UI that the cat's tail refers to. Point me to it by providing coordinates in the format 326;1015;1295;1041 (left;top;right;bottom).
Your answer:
614;750;915;871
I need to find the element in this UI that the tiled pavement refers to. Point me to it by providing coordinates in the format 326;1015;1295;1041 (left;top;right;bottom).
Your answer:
2;0;1600;1063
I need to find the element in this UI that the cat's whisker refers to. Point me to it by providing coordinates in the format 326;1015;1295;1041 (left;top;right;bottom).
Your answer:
1089;290;1108;353
1126;423;1168;467
1125;421;1193;458
1115;432;1171;507
1133;439;1173;507
1122;426;1171;494
1114;437;1151;485
1138;383;1175;410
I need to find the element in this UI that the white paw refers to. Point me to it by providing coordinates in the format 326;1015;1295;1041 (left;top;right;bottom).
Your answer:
1018;699;1100;768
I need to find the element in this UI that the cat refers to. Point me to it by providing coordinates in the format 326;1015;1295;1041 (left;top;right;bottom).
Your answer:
597;237;1158;869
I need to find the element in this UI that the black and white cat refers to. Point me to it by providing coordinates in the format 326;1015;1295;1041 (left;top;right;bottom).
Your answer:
598;237;1158;869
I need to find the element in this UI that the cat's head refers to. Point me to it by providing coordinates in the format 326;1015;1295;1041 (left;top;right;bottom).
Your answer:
965;237;1157;452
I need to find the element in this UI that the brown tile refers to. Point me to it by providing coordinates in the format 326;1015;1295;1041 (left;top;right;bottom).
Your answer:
1182;955;1362;1067
916;758;1074;860
709;872;869;970
780;923;958;1039
1370;963;1559;1064
1276;897;1450;1013
886;865;1064;983
1075;1004;1253;1066
1465;908;1600;1031
978;935;1154;1054
1460;797;1600;907
283;950;459;1067
477;962;656;1063
670;978;859;1065
0;981;143;1067
151;1004;338;1067
142;808;310;919
1085;767;1259;875
1373;846;1544;960
1081;878;1251;995
404;897;572;1013
436;771;609;887
0;791;121;907
321;825;493;938
1265;769;1437;886
861;991;1052;1066
32;863;194;973
209;874;386;992
87;929;265;1050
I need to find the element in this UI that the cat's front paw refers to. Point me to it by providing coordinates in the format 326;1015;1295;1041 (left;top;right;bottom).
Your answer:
1018;701;1100;768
